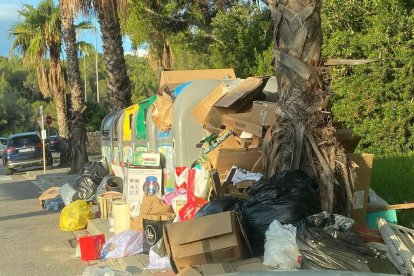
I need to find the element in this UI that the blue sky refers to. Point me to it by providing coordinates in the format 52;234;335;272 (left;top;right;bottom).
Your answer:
0;0;135;57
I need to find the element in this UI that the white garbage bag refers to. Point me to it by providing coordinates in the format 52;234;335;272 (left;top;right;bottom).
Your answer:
263;220;301;269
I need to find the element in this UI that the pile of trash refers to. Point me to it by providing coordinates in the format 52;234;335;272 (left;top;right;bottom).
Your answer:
38;72;414;275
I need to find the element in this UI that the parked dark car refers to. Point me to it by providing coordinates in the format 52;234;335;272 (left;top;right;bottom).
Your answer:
48;135;61;152
0;137;7;158
2;132;53;175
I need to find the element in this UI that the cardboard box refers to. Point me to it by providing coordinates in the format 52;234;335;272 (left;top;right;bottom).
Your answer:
177;266;202;276
192;77;269;129
163;211;247;271
124;168;163;204
133;152;161;167
215;148;262;180
205;132;241;167
250;101;277;126
348;153;374;226
38;186;60;207
159;69;236;88
222;113;264;137
192;84;229;127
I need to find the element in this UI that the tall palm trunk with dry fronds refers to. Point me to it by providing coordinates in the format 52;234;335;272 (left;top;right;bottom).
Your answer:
59;1;89;173
49;47;71;167
95;1;131;110
264;0;353;215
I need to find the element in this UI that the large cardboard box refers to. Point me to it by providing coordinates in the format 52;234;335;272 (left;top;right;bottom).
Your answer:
124;167;163;204
348;153;374;226
163;211;248;271
159;69;236;88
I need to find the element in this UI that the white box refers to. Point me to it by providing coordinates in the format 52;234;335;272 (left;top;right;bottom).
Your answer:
124;167;163;204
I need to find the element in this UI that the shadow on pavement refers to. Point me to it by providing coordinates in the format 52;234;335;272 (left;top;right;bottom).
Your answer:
0;209;57;222
0;180;42;201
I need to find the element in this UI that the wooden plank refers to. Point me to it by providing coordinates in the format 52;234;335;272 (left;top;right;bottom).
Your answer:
324;58;377;66
368;203;414;212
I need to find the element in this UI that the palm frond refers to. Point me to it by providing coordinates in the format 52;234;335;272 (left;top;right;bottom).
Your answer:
77;41;95;57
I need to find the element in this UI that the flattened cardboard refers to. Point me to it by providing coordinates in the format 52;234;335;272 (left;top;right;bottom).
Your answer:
163;211;245;271
192;84;229;128
222;113;264;137
214;78;267;108
205;133;241;167
159;69;236;88
215;148;262;180
250;101;277;126
348;153;374;226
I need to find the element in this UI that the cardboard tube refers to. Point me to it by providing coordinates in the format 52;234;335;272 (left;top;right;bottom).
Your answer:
113;203;130;234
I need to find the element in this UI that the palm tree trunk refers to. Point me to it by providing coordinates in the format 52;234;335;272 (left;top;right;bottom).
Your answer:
49;52;71;167
264;0;353;215
95;2;132;110
59;2;89;174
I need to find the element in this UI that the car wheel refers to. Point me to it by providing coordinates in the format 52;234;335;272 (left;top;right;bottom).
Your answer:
5;165;13;175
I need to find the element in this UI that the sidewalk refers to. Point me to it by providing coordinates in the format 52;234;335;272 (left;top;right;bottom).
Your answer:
24;162;172;275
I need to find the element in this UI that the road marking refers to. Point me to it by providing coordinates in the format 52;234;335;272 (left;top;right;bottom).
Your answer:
0;175;12;181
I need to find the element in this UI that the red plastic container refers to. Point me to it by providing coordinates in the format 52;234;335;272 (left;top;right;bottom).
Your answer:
79;234;105;261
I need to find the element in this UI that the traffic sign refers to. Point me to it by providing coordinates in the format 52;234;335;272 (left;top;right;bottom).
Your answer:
45;115;53;125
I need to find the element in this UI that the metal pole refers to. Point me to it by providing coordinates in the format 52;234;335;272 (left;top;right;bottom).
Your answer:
84;56;87;102
95;17;100;103
40;107;46;174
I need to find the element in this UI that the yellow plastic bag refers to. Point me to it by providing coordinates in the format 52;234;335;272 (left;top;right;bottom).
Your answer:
59;200;92;231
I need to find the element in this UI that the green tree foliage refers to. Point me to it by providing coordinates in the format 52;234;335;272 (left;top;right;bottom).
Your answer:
323;0;414;155
125;55;158;103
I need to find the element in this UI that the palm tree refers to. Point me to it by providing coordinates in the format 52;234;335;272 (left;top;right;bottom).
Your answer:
58;1;91;173
10;0;71;167
264;0;353;215
60;0;132;110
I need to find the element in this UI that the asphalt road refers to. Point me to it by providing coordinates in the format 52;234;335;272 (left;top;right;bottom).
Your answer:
0;162;86;275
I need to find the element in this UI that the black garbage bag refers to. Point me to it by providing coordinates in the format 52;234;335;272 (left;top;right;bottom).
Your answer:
296;212;377;272
195;197;243;217
72;176;100;201
235;170;321;256
80;161;108;184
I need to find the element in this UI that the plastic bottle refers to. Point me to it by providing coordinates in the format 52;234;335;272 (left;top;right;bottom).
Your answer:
143;176;160;196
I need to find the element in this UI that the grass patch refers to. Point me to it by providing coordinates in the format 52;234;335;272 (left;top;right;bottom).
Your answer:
371;153;414;228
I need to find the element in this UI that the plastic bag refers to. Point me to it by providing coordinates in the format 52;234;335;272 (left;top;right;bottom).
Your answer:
163;188;186;206
44;197;65;211
60;183;76;205
235;170;321;256
263;220;300;269
148;238;172;270
101;231;144;259
296;212;376;272
80;161;109;184
59;200;91;231
195;197;243;217
73;176;99;202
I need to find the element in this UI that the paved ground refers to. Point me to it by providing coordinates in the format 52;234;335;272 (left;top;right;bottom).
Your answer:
0;162;86;276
